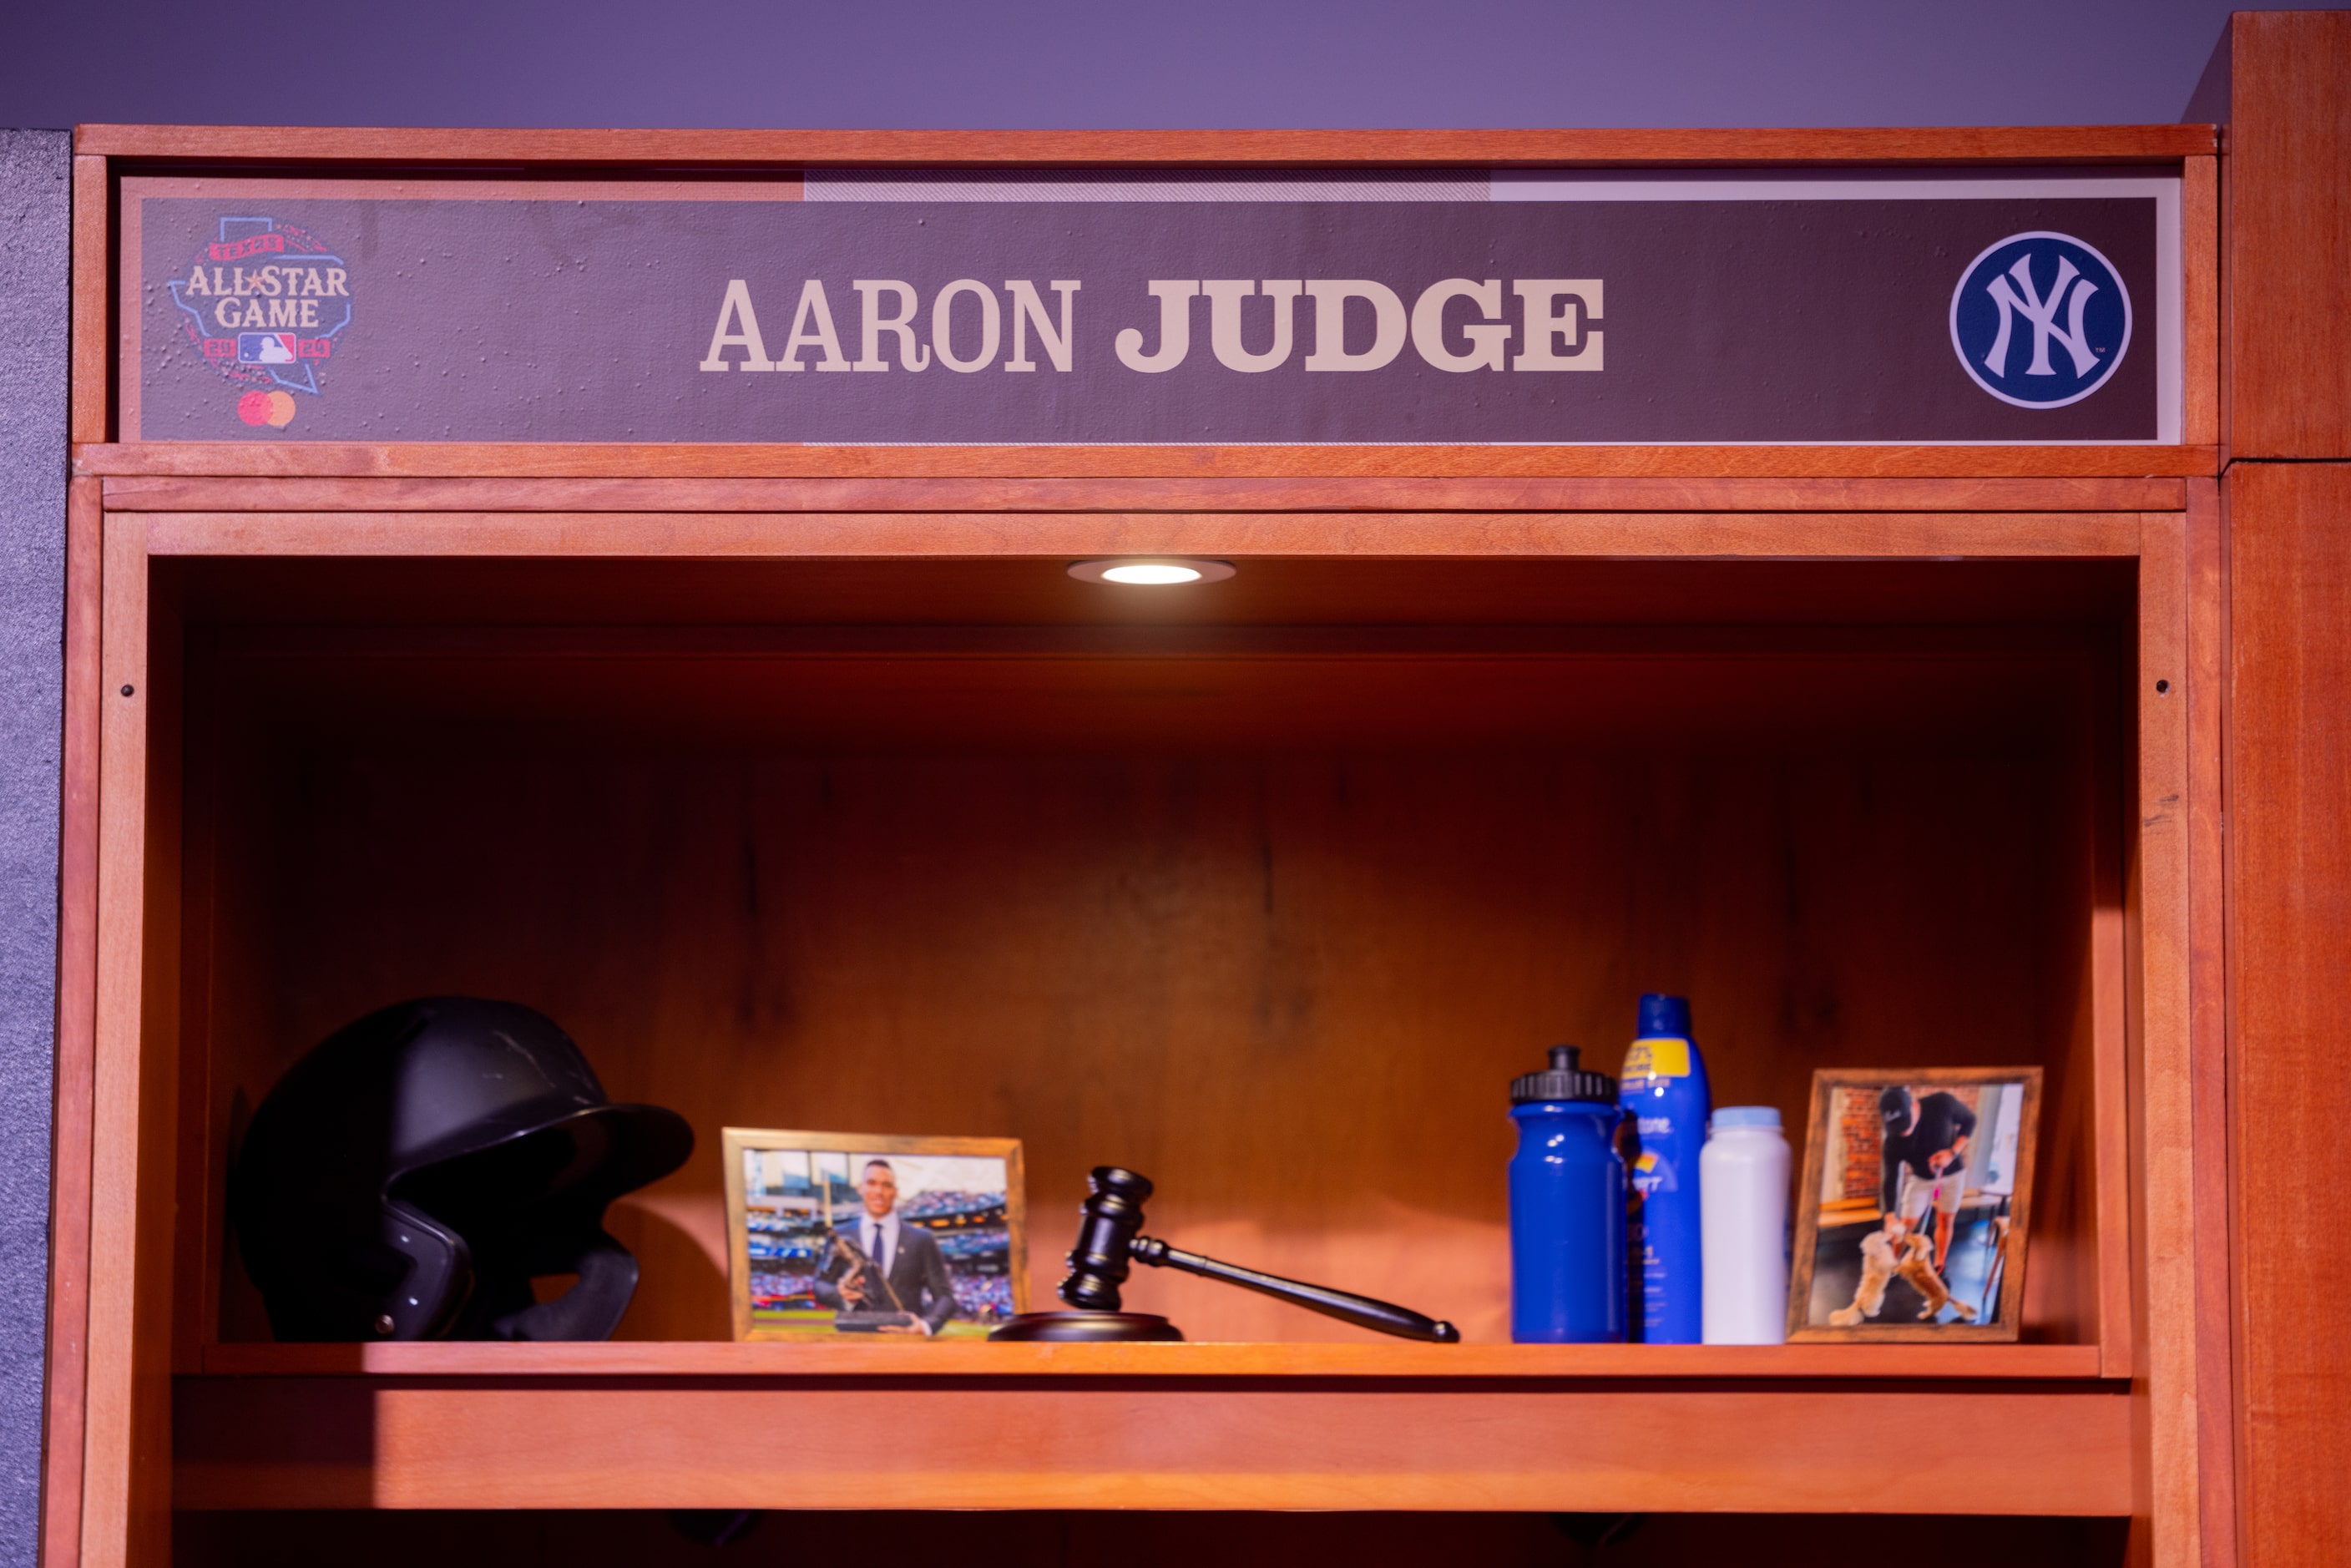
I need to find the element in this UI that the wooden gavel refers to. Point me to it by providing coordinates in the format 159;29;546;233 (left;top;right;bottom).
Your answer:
989;1166;1460;1343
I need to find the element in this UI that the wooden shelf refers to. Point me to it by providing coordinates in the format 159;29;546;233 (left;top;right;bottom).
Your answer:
200;1338;2104;1380
73;439;2225;482
174;1339;2130;1515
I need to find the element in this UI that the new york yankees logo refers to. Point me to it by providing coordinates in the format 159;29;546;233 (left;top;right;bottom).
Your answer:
1949;231;2131;409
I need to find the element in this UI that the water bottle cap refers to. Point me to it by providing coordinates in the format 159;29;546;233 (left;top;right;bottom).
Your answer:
1637;993;1692;1039
1510;1044;1617;1105
1711;1105;1782;1130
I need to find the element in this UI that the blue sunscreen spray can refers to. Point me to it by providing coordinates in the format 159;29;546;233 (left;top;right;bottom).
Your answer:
1620;994;1711;1343
1508;1046;1627;1343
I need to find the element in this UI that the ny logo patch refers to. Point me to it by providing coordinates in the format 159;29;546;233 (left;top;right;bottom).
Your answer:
1949;232;2131;409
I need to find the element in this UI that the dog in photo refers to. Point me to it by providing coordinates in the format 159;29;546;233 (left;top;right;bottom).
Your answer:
1893;1231;1977;1322
1828;1227;1978;1326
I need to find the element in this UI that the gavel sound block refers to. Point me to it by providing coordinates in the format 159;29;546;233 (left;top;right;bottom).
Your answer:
988;1166;1461;1344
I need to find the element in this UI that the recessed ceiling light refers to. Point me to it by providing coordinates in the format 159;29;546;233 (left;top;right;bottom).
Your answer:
1068;558;1236;587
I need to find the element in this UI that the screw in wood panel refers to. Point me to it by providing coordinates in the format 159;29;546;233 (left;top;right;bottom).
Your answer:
119;685;134;697
2156;680;2172;695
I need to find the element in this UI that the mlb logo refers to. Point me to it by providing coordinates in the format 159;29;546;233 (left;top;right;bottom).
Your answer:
237;332;299;366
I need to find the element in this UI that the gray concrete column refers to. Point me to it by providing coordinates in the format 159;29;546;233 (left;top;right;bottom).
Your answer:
0;128;68;1568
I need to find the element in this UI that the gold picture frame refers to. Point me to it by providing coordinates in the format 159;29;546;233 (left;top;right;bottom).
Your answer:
721;1128;1028;1342
1787;1068;2041;1343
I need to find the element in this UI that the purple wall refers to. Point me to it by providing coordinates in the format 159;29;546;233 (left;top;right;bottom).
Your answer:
0;2;2295;131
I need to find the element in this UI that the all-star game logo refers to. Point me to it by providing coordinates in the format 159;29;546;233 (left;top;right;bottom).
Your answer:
166;216;352;431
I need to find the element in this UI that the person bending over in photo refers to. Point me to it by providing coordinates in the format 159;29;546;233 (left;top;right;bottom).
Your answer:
813;1160;958;1335
1878;1085;1977;1274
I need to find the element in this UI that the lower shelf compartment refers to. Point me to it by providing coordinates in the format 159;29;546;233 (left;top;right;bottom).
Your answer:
177;1342;2130;1515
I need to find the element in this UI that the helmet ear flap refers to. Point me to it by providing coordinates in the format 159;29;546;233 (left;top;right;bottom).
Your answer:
374;1199;472;1339
471;1228;640;1342
235;1196;471;1342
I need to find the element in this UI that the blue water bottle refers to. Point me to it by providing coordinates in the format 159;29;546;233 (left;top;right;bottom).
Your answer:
1509;1045;1627;1343
1621;993;1711;1343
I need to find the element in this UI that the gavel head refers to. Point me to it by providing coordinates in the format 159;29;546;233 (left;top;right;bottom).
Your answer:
1059;1166;1153;1311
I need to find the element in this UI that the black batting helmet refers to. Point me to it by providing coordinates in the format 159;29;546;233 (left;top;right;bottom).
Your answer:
230;997;694;1342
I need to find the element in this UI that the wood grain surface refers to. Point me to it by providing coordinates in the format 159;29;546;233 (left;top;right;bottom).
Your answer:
2186;480;2235;1568
73;443;2226;481
99;473;2192;514
153;559;2140;645
68;157;107;447
2132;508;2207;1568
2222;12;2351;458
2184;155;2220;451
195;1337;2102;1379
131;508;2149;563
171;623;2115;754
73;124;2215;165
41;482;103;1568
2225;463;2351;1568
80;514;160;1568
172;597;2122;1353
169;1375;2136;1514
2086;659;2131;1387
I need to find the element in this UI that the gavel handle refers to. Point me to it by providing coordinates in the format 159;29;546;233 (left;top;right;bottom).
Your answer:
1130;1235;1460;1343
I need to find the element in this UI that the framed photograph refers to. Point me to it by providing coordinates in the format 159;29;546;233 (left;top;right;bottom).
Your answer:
722;1129;1027;1342
1787;1068;2041;1343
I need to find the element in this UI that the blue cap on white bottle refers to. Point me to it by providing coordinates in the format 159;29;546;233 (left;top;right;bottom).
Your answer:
1710;1105;1781;1130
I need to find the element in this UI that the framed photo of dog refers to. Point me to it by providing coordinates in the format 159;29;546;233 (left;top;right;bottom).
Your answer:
1787;1068;2041;1343
722;1129;1028;1342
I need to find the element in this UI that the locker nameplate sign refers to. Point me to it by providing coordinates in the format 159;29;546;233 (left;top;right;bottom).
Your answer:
124;170;2182;445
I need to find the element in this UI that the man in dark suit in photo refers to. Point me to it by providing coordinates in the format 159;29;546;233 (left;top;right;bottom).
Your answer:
812;1159;958;1335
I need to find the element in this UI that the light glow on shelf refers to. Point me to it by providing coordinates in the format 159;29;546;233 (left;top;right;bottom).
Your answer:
1105;563;1202;584
1068;558;1237;587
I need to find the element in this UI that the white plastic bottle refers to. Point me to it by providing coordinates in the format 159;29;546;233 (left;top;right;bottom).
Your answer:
1700;1106;1791;1345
